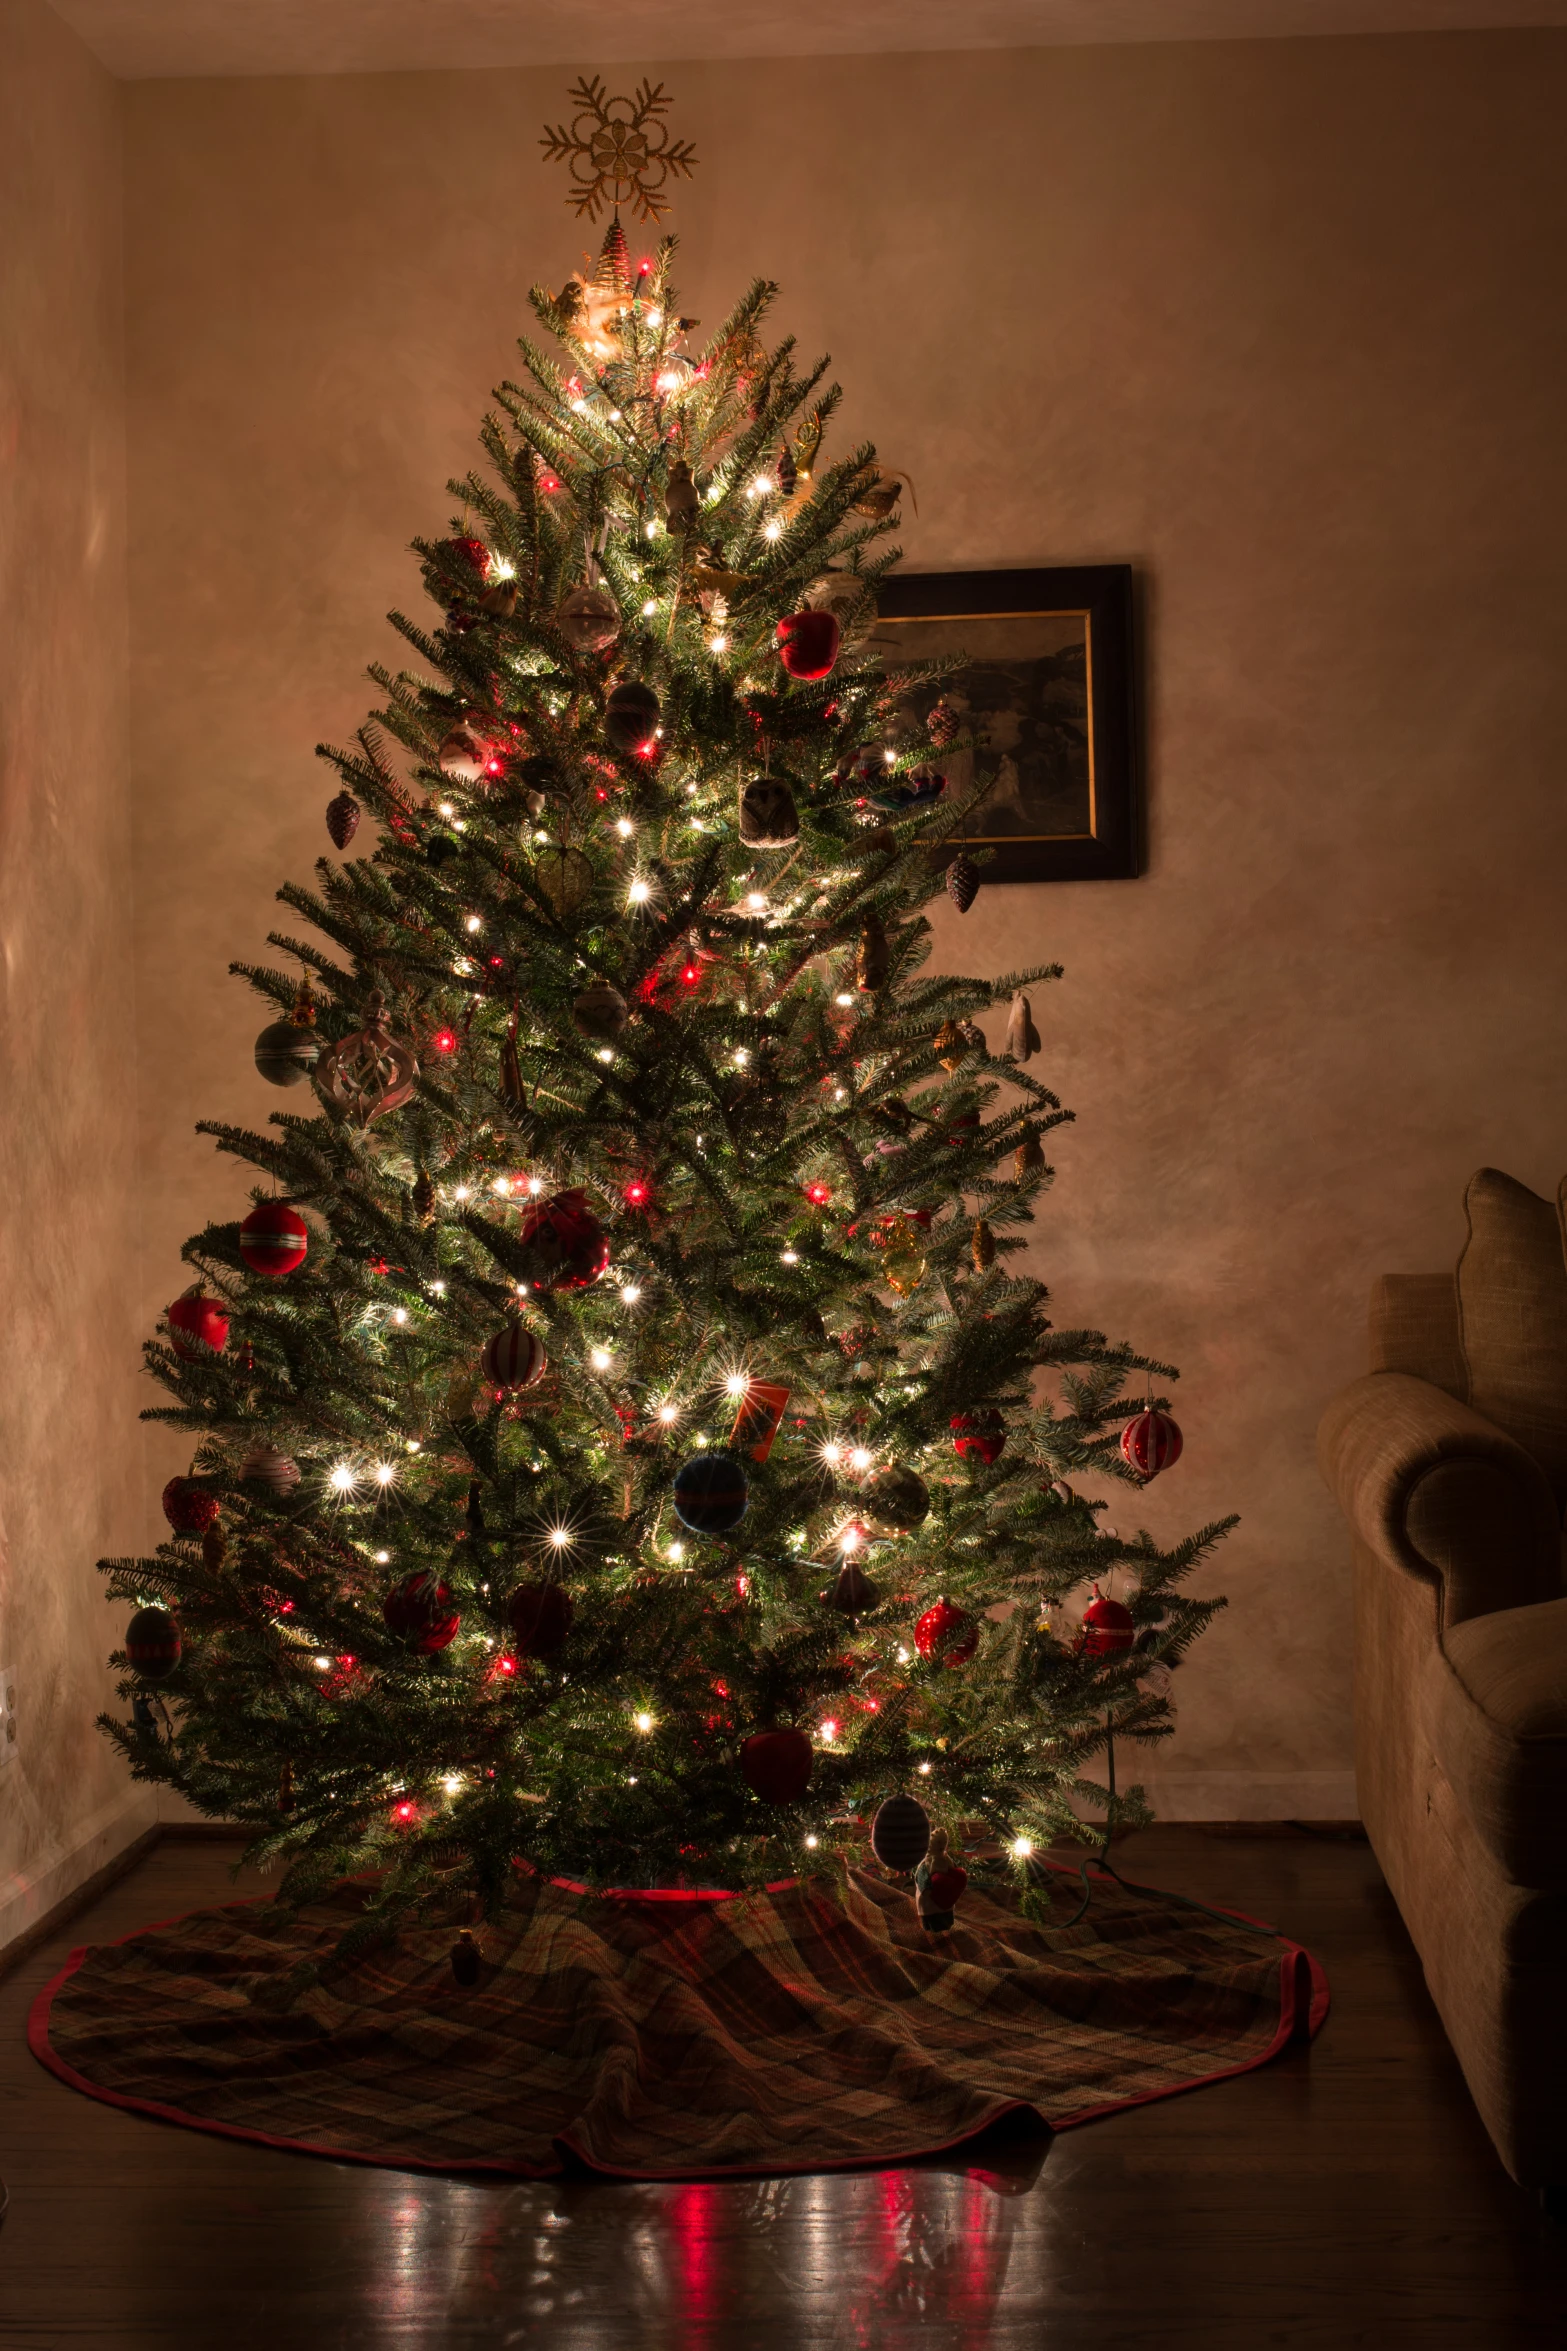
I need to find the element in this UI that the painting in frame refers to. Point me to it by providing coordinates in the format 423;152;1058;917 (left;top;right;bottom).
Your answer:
870;565;1141;882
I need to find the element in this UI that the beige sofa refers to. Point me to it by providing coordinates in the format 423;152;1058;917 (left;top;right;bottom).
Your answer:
1319;1169;1567;2192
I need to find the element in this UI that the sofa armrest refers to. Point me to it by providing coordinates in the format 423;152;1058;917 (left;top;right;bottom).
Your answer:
1318;1372;1562;1626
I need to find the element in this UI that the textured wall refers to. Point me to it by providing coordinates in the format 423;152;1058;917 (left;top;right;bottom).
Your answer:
0;0;149;1948
122;31;1567;1819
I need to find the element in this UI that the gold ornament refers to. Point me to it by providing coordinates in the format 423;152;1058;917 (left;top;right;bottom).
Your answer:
317;993;419;1128
412;1170;437;1226
539;76;698;224
880;1212;927;1298
1007;991;1042;1062
534;845;595;916
934;1019;967;1072
479;578;518;619
692;561;751;599
1015;1133;1045;1183
972;1218;995;1271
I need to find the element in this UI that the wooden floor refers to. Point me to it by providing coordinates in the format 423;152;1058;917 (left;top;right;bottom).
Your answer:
2;1828;1565;2349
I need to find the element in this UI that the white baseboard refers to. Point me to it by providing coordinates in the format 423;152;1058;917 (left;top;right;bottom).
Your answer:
0;1785;159;1960
1131;1769;1359;1821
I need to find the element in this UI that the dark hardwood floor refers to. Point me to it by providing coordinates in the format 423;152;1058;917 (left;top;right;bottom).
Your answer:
1;1825;1564;2349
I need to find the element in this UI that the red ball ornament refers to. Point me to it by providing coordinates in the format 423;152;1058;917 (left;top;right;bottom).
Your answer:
1120;1407;1184;1479
162;1477;219;1535
238;1203;309;1277
740;1726;814;1804
506;1580;574;1659
381;1571;460;1653
1079;1584;1136;1657
167;1291;229;1361
516;1188;610;1292
914;1598;979;1667
776;609;841;682
480;1323;547;1390
950;1411;1005;1467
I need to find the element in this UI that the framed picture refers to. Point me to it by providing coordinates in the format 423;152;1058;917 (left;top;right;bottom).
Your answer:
870;565;1141;882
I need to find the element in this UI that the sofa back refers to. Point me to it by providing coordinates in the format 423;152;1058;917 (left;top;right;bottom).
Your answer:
1371;1169;1567;1517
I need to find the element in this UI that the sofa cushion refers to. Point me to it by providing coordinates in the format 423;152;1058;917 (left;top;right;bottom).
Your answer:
1423;1598;1567;1887
1369;1273;1467;1399
1454;1169;1567;1510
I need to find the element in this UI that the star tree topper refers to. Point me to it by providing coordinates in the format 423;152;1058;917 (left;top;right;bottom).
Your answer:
540;76;698;223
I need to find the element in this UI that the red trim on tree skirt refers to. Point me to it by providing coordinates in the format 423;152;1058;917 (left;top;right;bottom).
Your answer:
29;1866;1328;2181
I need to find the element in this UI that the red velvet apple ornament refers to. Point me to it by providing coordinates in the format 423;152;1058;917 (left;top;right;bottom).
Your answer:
776;609;841;682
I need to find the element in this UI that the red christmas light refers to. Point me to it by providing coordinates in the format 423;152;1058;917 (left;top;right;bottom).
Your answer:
539;470;562;494
623;1177;651;1207
392;1799;418;1824
679;962;700;987
804;1181;832;1206
432;1028;458;1054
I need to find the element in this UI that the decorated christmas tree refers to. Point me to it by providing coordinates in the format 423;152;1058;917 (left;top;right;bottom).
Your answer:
102;87;1229;1943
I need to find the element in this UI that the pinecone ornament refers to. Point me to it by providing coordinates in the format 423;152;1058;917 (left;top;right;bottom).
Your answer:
972;1218;996;1271
325;790;360;850
946;855;980;914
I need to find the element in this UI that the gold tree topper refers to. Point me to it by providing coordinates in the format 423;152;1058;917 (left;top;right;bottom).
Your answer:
540;76;697;223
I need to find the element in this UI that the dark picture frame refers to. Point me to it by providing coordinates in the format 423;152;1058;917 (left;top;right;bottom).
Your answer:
871;565;1141;882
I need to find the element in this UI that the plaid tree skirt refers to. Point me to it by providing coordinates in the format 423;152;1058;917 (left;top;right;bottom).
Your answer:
29;1865;1327;2178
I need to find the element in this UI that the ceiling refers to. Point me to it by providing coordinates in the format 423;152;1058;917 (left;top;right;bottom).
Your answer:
51;0;1567;80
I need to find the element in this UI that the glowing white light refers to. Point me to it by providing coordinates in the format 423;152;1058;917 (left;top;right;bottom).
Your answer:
466;915;482;933
391;1307;408;1325
694;1432;709;1447
708;634;729;654
819;1719;838;1742
748;476;772;499
1011;1836;1035;1860
646;306;663;326
658;1404;680;1423
732;1048;749;1067
547;1525;573;1550
591;1347;613;1371
374;1549;390;1565
314;1655;332;1671
804;1834;820;1849
883;748;897;765
849;1447;872;1472
656;370;682;393
619;1284;641;1305
840;1524;861;1553
634;1710;655;1733
762;521;782;541
724;1373;749;1397
780;1249;799;1265
430;1280;446;1295
615;817;635;837
443;1773;463;1795
667;1541;684;1562
641;599;658;617
834;993;854;1007
452;820;466;833
570;397;588;414
918;1758;932;1774
628;878;652;905
528;1177;544;1194
329;1463;356;1493
746;893;767;911
834;1087;847;1102
453;1186;471;1203
597;1047;614;1063
493;1176;511;1195
374;1462;396;1487
609;409;622;422
405;1439;421;1454
898;1647;913;1665
821;1443;842;1466
491;557;516;579
439;801;455;817
645;522;657;540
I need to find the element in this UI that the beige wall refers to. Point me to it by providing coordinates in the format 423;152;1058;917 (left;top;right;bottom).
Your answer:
121;31;1567;1821
0;0;151;1947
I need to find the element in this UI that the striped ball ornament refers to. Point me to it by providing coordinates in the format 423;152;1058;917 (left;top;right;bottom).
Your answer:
239;1203;309;1277
1079;1585;1136;1657
871;1794;931;1873
240;1444;301;1498
480;1323;547;1391
672;1450;750;1537
1120;1407;1184;1480
125;1606;181;1680
253;1018;321;1088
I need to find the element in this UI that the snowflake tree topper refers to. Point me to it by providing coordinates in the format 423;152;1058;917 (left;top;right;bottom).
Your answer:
540;76;698;224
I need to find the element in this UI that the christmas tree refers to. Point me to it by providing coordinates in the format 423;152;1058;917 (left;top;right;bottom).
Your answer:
101;187;1230;1937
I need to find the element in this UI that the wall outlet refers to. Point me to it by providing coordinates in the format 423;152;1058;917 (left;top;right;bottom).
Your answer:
0;1665;16;1769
